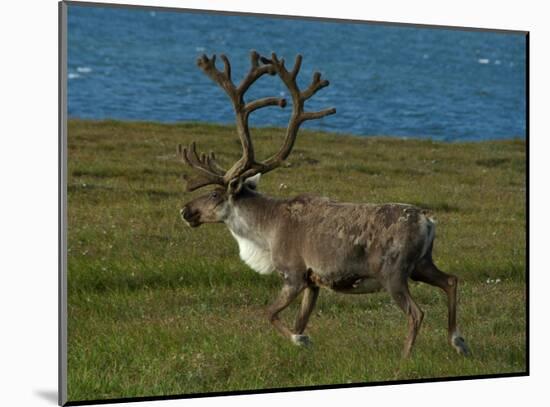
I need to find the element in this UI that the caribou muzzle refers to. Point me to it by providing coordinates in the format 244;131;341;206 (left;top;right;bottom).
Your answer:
180;206;201;227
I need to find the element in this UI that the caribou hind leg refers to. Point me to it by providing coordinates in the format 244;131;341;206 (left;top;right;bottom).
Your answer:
392;287;424;358
386;268;424;358
411;257;470;356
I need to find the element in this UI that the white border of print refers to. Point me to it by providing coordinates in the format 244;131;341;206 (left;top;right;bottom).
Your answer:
3;1;546;406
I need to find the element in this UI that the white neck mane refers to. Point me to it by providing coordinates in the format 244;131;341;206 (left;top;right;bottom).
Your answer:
225;207;275;275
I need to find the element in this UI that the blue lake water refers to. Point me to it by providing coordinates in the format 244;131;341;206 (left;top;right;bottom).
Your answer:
67;5;526;141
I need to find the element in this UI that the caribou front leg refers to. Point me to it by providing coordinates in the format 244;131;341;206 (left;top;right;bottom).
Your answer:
292;285;320;346
267;279;307;346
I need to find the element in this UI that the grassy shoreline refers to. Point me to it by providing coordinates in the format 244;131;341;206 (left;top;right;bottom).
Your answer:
67;119;526;402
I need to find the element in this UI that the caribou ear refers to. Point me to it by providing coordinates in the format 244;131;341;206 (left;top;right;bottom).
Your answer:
227;177;244;195
245;173;261;190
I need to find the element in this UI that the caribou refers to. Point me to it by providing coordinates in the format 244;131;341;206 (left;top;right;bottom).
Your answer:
178;51;469;357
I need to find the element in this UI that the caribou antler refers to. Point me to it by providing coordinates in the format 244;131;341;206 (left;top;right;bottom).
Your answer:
180;51;335;192
177;142;226;191
244;53;336;179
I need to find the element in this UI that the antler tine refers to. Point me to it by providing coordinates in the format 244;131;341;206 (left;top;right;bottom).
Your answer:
256;52;336;173
301;108;337;121
187;142;225;175
177;142;226;191
206;151;227;174
177;143;193;167
301;71;330;101
220;54;231;81
178;142;198;168
237;50;277;97
250;50;260;68
244;97;287;117
200;152;207;164
197;54;237;99
291;54;302;80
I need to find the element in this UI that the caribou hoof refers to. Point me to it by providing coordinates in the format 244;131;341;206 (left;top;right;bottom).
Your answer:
451;333;470;356
291;334;312;347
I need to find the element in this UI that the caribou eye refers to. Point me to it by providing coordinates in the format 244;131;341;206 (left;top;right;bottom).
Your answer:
210;191;219;199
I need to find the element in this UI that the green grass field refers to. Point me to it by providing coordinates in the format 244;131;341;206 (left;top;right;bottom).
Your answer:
66;119;526;402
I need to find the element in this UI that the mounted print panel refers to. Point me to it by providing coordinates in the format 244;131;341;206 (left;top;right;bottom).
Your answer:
59;1;527;405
